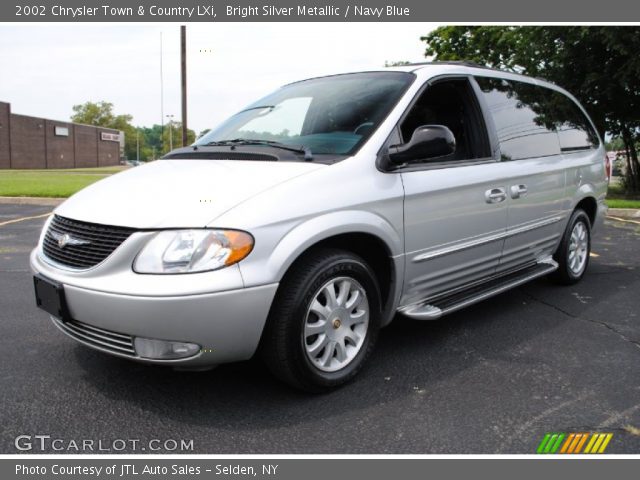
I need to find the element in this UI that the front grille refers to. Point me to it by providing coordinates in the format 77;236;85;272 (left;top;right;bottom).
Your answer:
42;215;135;269
53;317;136;357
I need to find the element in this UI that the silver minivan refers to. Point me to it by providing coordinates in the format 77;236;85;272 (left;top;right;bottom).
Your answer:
31;62;608;391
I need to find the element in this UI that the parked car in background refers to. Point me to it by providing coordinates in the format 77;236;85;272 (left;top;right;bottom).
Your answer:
31;62;608;391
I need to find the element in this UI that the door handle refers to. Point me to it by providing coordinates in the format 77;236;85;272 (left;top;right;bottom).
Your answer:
485;187;507;204
509;184;528;199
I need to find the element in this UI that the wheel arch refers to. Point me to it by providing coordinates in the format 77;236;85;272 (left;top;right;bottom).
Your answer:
266;211;403;326
574;195;598;226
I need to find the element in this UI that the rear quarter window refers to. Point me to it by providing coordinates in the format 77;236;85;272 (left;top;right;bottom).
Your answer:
546;90;600;152
476;76;599;160
475;77;561;161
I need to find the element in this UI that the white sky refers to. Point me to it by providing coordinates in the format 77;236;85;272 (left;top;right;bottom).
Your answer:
0;23;438;135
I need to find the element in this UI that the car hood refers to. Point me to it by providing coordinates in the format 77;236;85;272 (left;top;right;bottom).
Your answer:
55;160;325;228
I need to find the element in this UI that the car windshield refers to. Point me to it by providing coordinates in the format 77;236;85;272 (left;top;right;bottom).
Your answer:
195;72;415;156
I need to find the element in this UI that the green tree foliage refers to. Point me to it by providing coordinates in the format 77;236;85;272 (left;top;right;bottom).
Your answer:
71;102;196;161
163;121;196;153
71;101;137;160
422;26;640;193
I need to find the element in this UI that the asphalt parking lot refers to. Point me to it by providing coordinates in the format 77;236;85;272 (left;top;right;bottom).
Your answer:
1;202;639;454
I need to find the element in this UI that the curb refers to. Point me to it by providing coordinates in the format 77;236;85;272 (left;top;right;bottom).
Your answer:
607;208;640;220
0;197;64;206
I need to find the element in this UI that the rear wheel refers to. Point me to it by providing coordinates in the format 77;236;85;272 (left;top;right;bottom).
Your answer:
552;209;591;285
260;248;381;392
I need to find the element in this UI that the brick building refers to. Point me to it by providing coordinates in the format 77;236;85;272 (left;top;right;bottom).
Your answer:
0;101;121;169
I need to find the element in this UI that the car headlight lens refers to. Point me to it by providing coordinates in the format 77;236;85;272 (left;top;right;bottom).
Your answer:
133;229;254;274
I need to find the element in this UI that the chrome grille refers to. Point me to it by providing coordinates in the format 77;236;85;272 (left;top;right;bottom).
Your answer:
52;317;136;357
42;215;135;269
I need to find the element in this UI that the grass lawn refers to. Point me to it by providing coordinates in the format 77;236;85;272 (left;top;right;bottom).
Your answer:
607;198;640;209
0;166;128;198
606;180;640;209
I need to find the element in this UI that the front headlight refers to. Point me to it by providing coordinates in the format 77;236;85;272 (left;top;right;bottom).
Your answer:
133;229;254;274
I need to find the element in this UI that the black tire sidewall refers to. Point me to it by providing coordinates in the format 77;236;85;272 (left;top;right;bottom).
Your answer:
280;251;381;390
555;210;591;283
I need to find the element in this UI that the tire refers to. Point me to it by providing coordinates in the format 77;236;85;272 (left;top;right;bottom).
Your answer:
552;209;591;285
260;248;381;392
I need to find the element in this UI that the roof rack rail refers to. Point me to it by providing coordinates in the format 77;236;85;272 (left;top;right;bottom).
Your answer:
409;60;486;68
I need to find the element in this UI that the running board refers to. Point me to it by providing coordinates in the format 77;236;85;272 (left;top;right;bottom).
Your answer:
398;259;558;320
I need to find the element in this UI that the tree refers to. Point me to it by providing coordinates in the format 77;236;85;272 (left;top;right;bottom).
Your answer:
71;101;120;126
71;101;137;161
162;121;196;153
421;26;640;193
140;124;164;160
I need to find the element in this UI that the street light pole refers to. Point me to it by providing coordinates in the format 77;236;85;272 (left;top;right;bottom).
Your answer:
166;114;174;151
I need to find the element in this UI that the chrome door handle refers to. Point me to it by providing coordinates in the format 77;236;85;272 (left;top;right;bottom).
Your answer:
485;187;507;204
509;184;528;199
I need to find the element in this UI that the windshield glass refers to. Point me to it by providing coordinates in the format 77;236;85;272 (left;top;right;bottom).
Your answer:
195;72;414;156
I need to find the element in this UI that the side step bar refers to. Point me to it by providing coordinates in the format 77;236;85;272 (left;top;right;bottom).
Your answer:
399;258;558;320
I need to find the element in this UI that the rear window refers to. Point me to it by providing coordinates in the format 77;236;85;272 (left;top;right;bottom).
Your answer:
475;77;599;160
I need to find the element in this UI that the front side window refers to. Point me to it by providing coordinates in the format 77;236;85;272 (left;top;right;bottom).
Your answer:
398;78;490;162
195;72;415;156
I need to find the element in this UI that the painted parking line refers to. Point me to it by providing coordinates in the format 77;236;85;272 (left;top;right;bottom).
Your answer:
607;215;640;226
0;212;51;227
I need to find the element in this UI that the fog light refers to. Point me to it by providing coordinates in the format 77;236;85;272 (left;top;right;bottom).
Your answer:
134;337;201;360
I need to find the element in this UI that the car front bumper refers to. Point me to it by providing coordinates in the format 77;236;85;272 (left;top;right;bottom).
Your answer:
30;248;278;367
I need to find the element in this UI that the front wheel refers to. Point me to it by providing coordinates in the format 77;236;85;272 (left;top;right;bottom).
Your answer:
552;209;591;285
260;248;381;392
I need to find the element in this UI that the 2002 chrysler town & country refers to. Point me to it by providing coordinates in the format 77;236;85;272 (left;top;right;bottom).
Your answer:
31;62;608;391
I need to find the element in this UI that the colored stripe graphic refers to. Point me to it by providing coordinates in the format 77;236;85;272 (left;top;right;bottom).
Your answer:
537;433;613;454
550;433;565;453
560;433;575;453
584;433;599;453
574;433;589;453
537;433;552;454
598;433;613;453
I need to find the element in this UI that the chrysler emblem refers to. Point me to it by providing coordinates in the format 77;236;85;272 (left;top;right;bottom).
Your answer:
51;231;90;248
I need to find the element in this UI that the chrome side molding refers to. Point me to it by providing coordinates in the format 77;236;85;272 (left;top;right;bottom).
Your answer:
412;215;564;263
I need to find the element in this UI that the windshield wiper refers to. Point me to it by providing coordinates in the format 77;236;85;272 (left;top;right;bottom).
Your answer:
203;139;313;161
238;105;275;113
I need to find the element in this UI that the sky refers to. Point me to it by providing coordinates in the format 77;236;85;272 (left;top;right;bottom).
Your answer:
0;23;438;135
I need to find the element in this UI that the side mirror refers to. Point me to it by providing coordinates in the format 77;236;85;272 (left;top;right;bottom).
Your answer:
388;125;456;165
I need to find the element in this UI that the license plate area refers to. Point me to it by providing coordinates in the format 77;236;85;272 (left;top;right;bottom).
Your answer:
33;274;71;321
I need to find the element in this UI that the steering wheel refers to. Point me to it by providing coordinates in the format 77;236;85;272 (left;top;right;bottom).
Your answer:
353;122;374;135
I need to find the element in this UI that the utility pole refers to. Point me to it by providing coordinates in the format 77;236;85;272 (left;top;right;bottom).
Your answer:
136;129;140;162
181;25;188;146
